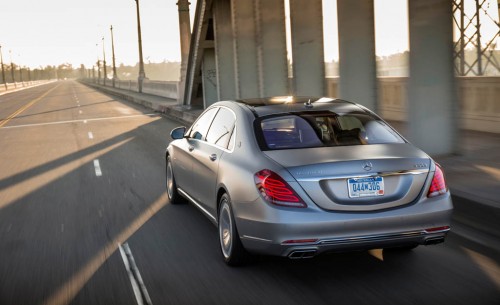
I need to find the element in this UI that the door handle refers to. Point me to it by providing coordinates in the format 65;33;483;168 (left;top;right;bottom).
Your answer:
209;154;217;161
188;145;194;152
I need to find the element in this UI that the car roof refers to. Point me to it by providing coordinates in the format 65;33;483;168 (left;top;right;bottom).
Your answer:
230;96;368;117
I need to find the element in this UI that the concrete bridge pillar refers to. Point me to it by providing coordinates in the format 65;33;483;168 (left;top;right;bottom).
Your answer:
177;0;191;105
230;0;260;99
202;49;218;107
337;0;377;111
289;0;325;96
213;0;236;101
408;0;458;155
255;0;289;97
229;0;288;99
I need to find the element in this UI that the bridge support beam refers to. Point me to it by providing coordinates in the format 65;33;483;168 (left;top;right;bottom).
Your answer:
255;0;289;97
289;0;325;96
229;0;288;99
202;49;218;107
177;0;191;104
337;0;377;111
213;0;236;101
408;0;458;155
231;0;260;99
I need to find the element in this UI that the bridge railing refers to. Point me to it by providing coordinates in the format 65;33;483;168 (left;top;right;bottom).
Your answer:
325;77;500;134
0;80;57;93
94;78;178;100
83;76;500;134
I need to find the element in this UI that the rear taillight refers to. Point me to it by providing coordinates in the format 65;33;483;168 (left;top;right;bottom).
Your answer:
427;164;448;198
254;169;306;208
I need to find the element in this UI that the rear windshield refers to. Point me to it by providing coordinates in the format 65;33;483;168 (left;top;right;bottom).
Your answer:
257;112;405;150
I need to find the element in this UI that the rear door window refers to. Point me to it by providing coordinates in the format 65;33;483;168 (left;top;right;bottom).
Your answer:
206;107;236;149
189;108;218;140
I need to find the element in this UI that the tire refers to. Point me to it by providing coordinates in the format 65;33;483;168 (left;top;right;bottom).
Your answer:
218;193;251;266
166;156;185;204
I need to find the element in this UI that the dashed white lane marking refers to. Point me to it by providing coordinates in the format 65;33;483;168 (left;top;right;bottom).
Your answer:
119;242;153;305
79;110;83;114
6;224;12;233
83;120;87;124
88;132;93;139
61;224;64;232
93;159;102;177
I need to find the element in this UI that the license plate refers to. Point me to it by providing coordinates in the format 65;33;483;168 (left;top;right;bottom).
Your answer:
347;177;384;198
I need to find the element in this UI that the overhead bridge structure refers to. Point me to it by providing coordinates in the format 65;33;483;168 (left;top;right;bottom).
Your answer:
179;0;484;155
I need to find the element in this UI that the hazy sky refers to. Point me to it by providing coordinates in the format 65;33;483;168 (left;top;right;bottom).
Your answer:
1;0;184;68
0;0;498;69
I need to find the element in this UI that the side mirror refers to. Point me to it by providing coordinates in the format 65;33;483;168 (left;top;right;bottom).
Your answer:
170;126;186;140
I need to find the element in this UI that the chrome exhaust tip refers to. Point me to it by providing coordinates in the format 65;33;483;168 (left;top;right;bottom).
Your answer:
424;237;445;245
288;249;317;259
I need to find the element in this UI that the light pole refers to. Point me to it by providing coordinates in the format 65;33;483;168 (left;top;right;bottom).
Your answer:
96;43;101;84
110;25;118;87
134;0;147;93
9;50;16;88
0;45;7;90
97;60;101;84
18;55;24;86
28;67;31;83
102;37;107;86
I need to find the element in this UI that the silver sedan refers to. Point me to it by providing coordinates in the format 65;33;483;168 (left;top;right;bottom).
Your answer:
165;97;453;266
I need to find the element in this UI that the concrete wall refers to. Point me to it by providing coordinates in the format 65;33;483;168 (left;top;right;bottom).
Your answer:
0;80;56;93
326;77;500;134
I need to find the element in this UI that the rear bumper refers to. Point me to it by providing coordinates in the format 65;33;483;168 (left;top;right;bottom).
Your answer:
240;227;450;258
235;193;453;258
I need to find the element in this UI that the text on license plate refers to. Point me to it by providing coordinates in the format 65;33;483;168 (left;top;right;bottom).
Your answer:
347;177;384;198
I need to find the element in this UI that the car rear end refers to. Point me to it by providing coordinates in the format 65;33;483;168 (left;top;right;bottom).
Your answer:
235;99;453;258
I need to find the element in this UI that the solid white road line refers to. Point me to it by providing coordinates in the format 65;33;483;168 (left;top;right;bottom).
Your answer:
0;114;157;129
88;132;93;139
119;244;144;305
93;159;102;177
119;243;153;305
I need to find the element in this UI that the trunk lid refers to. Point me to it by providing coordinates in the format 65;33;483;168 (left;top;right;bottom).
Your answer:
264;143;431;211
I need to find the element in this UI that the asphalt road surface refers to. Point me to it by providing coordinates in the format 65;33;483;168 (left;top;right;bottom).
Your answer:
0;81;498;305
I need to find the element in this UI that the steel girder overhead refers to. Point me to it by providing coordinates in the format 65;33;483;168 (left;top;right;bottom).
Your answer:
453;0;500;75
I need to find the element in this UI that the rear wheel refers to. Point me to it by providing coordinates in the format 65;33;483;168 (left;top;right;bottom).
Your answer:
218;194;251;266
166;156;185;204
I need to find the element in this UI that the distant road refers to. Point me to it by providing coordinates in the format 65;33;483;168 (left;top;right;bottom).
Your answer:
0;81;498;305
